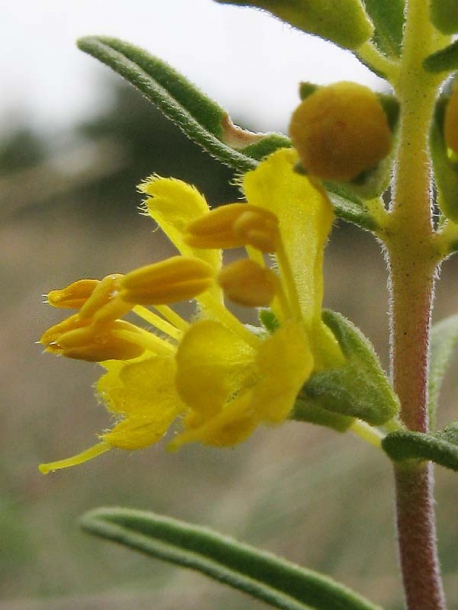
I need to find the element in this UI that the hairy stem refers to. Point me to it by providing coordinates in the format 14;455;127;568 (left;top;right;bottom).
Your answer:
386;1;446;608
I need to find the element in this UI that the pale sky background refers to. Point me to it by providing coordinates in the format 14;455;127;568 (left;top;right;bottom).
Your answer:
0;0;384;135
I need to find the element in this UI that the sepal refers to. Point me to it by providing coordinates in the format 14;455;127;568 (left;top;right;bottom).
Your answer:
359;0;404;58
382;424;458;472
429;0;458;35
213;0;374;51
299;310;399;426
292;399;355;432
430;92;458;222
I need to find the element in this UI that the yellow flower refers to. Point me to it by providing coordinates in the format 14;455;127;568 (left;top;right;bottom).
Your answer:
39;149;342;473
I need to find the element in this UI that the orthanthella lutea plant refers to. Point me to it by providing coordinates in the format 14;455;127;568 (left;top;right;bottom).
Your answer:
38;1;458;609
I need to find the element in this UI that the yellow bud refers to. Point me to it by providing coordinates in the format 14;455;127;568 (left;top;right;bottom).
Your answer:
185;204;279;253
445;84;458;157
120;256;214;305
46;279;99;309
218;259;278;307
54;320;145;361
289;82;392;182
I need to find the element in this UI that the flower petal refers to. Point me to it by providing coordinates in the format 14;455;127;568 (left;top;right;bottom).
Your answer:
243;148;333;325
97;356;186;449
253;322;313;422
141;177;222;277
175;320;257;416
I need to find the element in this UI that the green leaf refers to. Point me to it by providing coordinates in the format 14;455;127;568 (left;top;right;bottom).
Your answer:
300;310;399;426
429;314;458;428
382;424;458;471
81;507;383;610
424;40;458;73
361;0;405;57
430;94;458;222
77;36;289;172
429;0;458;35
214;0;374;51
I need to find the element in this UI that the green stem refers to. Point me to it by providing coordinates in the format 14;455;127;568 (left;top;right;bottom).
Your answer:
386;1;446;608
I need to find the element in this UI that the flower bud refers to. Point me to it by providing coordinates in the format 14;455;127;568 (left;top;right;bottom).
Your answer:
218;259;278;307
289;82;392;182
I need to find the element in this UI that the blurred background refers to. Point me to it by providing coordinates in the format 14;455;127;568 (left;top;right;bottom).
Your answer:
1;1;458;609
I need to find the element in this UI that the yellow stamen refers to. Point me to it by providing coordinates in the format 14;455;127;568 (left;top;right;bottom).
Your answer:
218;259;278;307
184;203;249;249
46;279;99;309
79;274;123;320
133;305;183;340
120;257;214;305
153;305;189;333
93;296;134;324
56;320;146;361
233;209;279;253
39;442;111;474
40;314;89;349
185;204;279;254
273;237;303;322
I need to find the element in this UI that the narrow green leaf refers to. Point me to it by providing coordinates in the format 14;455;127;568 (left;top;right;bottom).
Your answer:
81;508;382;610
77;36;288;172
361;0;405;58
300;310;399;426
424;40;458;73
214;0;374;51
429;314;458;428
382;424;458;472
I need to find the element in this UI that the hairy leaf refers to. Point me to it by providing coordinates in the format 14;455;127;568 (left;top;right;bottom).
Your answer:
81;507;383;610
382;424;458;471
